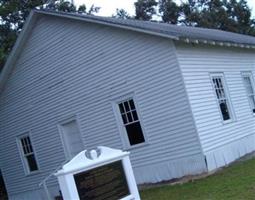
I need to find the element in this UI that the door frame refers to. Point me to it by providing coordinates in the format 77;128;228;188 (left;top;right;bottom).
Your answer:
57;115;84;160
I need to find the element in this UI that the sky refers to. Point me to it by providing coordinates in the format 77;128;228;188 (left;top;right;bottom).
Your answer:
74;0;255;17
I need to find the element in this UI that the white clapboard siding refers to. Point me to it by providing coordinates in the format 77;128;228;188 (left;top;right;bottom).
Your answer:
176;43;255;155
0;16;205;197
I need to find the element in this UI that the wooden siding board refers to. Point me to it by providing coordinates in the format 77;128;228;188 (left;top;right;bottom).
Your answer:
176;43;255;153
0;16;204;195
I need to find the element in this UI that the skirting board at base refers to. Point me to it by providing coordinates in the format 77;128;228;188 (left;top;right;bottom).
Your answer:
133;154;207;184
8;185;60;200
8;154;208;199
205;134;255;171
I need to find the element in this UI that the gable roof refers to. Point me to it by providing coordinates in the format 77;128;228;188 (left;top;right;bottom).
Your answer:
1;9;255;92
39;9;255;47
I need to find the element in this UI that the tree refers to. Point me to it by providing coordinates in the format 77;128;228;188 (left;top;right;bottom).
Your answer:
50;0;76;12
0;25;17;69
159;0;180;24
226;0;255;35
134;0;158;21
0;0;99;71
179;0;255;35
157;0;255;35
0;0;48;71
178;0;227;27
113;9;132;19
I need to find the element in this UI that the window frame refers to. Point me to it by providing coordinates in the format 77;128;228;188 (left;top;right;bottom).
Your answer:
113;95;148;150
17;132;40;175
210;73;234;124
241;71;255;115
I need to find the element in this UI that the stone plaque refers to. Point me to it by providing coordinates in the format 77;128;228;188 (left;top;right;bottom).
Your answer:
74;160;130;200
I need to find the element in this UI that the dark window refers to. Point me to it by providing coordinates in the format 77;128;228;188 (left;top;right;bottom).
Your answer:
26;155;38;172
126;122;145;145
212;76;232;121
20;136;38;173
0;171;8;200
219;101;230;120
118;99;145;146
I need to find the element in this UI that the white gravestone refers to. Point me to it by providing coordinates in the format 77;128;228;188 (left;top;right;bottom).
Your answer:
55;146;141;200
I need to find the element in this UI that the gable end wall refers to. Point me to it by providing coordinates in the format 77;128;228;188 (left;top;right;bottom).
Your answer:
0;16;206;198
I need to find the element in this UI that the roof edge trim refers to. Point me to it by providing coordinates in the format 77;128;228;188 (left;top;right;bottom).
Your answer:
180;37;255;49
34;10;179;41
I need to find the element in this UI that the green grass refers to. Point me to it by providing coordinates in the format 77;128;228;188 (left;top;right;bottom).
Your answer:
140;158;255;200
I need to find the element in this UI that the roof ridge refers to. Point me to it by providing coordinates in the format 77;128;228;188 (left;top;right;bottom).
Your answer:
36;9;255;40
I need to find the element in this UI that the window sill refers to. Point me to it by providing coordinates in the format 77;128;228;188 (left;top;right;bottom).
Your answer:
25;170;40;177
222;119;234;125
124;142;149;151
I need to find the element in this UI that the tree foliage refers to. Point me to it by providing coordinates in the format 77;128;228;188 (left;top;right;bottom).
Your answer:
177;0;255;35
114;0;158;21
0;0;99;71
113;0;255;36
134;0;158;21
159;0;255;35
159;0;180;24
113;9;132;19
0;0;47;70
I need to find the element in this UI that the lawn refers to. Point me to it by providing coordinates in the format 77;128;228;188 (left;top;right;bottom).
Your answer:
140;158;255;200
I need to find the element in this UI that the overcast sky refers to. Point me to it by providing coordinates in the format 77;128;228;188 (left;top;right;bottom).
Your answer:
74;0;255;17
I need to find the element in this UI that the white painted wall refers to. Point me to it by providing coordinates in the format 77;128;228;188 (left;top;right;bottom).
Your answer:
58;119;84;160
0;16;206;199
176;42;255;170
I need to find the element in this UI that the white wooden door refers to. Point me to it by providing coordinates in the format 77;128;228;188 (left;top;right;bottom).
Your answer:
60;120;84;159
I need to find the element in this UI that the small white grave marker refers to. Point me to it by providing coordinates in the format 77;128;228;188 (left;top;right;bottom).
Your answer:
55;146;141;200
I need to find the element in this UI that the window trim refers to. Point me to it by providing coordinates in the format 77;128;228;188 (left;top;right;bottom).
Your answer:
241;71;255;116
16;132;40;176
57;115;84;160
210;73;234;124
112;94;148;150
